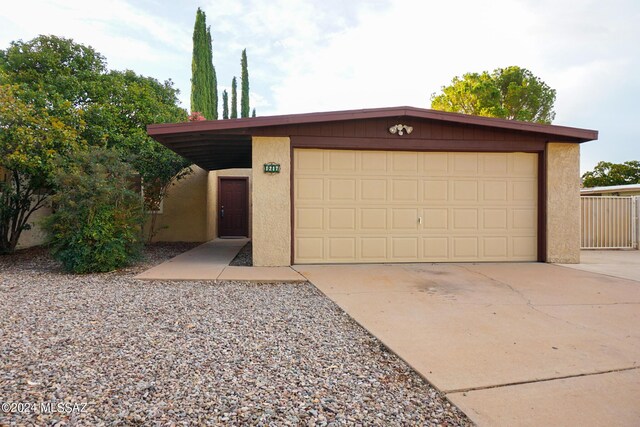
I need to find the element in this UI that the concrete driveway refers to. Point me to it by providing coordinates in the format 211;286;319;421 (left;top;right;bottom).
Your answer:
295;263;640;426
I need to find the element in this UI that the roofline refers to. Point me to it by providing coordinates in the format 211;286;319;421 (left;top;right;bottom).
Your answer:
148;106;598;142
581;183;640;194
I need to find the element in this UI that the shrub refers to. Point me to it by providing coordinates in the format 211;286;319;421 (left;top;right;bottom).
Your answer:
44;148;143;273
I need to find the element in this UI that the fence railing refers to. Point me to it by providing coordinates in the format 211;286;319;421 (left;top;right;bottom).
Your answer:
581;196;638;249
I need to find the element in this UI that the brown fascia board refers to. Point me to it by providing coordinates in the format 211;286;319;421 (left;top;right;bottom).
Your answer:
147;106;599;142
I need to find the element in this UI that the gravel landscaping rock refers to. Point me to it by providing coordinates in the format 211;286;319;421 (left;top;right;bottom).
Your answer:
0;244;471;426
229;241;252;266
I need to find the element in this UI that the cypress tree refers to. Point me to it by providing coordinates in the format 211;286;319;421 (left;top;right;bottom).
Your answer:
190;8;217;119
240;49;250;118
206;26;218;119
222;90;229;119
252;108;256;117
230;77;238;119
190;8;208;116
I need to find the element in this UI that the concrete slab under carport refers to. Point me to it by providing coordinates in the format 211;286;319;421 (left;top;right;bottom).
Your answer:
295;263;640;426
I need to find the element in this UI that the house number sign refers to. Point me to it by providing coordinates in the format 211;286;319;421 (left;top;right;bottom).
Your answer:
263;163;281;173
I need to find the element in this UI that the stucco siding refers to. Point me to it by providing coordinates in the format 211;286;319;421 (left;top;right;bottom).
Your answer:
546;143;581;263
146;166;208;242
252;136;291;266
16;203;51;249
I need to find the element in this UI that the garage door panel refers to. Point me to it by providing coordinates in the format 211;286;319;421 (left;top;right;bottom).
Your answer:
329;237;356;259
392;237;419;259
423;208;448;229
361;209;387;230
296;237;324;261
453;180;478;201
361;151;388;172
453;153;479;174
482;153;509;175
328;150;357;172
423;237;449;259
392;179;419;201
423;152;449;174
328;179;356;201
328;208;356;230
453;237;479;258
361;237;387;260
483;237;508;258
392;152;419;173
423;180;448;201
392;209;419;229
297;208;324;230
294;149;537;263
296;178;324;201
361;179;387;200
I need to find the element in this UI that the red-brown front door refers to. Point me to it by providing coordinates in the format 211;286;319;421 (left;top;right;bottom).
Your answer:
218;177;249;238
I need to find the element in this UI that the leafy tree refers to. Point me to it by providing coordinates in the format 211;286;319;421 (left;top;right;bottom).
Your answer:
431;66;556;124
222;89;229;119
0;84;83;253
240;49;250;118
0;35;191;250
230;77;238;119
582;161;640;188
43;147;143;273
190;8;217;119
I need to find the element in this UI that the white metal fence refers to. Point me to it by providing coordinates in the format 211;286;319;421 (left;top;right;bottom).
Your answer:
580;196;638;249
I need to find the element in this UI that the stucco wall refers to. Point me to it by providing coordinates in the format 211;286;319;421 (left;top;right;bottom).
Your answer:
546;143;581;263
146;166;208;242
16;204;51;249
252;136;291;266
206;168;252;241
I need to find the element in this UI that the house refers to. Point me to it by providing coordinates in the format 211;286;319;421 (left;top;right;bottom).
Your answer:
147;106;598;266
581;183;640;197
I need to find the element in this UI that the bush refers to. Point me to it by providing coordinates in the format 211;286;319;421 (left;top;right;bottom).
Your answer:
44;148;143;273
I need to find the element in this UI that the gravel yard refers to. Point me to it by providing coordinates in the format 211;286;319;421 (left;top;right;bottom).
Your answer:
0;244;471;426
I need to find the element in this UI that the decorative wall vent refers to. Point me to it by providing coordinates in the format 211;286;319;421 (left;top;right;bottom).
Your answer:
388;124;413;136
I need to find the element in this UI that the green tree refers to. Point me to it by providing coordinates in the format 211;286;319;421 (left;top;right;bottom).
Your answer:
1;35;192;249
0;84;83;253
230;77;238;119
582;161;640;188
431;66;556;124
240;49;250;118
44;147;143;273
222;89;229;119
190;8;217;119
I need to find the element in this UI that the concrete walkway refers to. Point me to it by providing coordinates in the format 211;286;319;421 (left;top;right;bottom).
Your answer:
136;239;305;282
295;263;640;426
560;250;640;282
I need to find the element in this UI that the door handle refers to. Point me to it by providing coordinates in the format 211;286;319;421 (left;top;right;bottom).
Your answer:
418;216;422;224
221;206;225;218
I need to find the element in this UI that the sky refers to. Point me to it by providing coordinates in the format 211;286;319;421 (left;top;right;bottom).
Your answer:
0;0;638;173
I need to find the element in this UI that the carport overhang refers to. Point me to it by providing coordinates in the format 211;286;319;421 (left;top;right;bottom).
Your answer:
146;106;598;171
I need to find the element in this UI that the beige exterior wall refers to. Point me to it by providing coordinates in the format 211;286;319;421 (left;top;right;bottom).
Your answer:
205;168;252;241
146;166;208;242
546;143;581;263
252;136;291;266
16;203;52;249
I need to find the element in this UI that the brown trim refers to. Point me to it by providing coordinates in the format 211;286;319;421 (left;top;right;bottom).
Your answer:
290;144;295;265
537;148;547;262
148;106;598;142
291;136;546;152
217;176;249;238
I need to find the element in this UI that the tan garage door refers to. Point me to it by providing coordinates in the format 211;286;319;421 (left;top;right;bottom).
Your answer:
294;149;538;263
